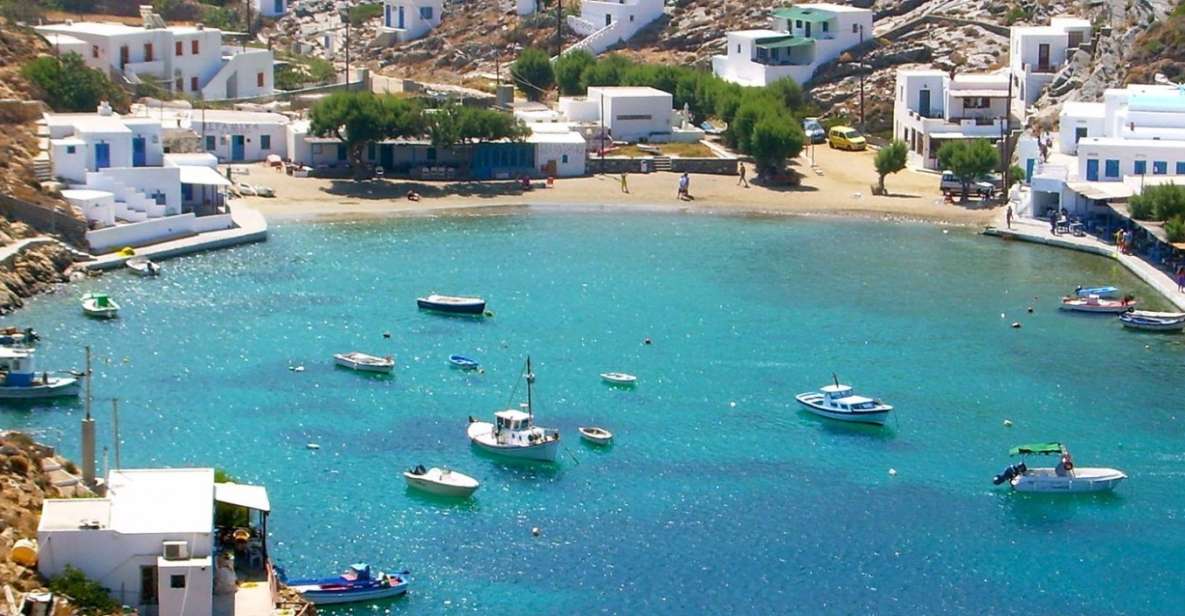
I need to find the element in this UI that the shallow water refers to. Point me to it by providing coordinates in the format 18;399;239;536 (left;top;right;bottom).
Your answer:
6;210;1185;615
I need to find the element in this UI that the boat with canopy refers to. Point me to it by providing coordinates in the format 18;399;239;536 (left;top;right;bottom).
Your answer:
992;442;1126;493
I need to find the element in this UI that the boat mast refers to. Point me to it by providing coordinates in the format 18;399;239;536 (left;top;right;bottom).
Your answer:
525;356;534;418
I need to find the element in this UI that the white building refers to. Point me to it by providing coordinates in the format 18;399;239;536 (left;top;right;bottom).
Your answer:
130;104;292;162
36;13;274;101
1009;17;1092;112
1020;83;1185;217
564;0;665;56
893;69;1013;170
381;0;443;42
526;124;587;177
38;468;274;616
713;4;873;87
557;86;704;143
255;0;287;18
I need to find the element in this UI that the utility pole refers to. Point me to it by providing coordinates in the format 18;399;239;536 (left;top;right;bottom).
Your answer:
80;346;95;489
1001;71;1014;203
112;398;121;470
858;24;865;131
246;0;252;37
555;0;563;58
345;12;352;89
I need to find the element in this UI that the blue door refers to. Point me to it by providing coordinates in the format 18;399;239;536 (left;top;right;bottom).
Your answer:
231;135;245;161
384;4;391;27
918;90;931;117
1025;158;1035;183
398;6;405;28
95;143;110;169
1086;159;1099;181
274;0;282;13
132;136;146;167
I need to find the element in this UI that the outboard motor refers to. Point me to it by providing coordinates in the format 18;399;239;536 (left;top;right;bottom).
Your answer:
993;462;1027;485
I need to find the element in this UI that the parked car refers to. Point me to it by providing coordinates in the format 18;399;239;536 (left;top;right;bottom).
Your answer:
940;171;996;198
827;126;866;151
802;117;826;144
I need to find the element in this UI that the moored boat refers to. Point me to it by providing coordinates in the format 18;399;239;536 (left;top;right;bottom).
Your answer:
0;327;39;347
417;294;486;315
466;357;560;462
403;465;480;497
284;563;409;606
1119;310;1185;332
578;426;613;445
448;354;481;370
126;256;161;277
1059;294;1136;313
81;293;120;319
334;352;395;373
993;442;1126;493
795;377;892;425
0;348;80;399
600;372;637;386
1074;285;1119;299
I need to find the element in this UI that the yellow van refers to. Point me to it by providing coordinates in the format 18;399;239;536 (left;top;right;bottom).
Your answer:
827;126;867;151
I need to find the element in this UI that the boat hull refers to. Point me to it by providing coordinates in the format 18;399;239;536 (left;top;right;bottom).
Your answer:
0;378;80;399
334;355;394;373
578;428;613;444
448;355;480;370
1119;314;1185;332
293;583;408;605
1011;467;1127;493
1074;287;1118;299
467;422;559;462
417;298;486;315
600;373;637;386
794;394;890;426
1059;301;1134;314
403;471;479;497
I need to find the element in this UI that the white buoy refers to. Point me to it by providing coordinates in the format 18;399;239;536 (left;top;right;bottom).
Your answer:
531;527;541;537
1011;322;1022;328
1000;313;1006;319
888;468;897;476
729;401;737;408
1003;419;1013;428
306;443;320;450
294;365;305;372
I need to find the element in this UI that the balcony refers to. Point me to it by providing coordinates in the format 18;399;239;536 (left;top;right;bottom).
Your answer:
123;60;166;80
909;110;944;121
1025;62;1056;74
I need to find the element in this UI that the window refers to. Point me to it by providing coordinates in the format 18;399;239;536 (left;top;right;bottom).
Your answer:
257;72;265;87
961;97;989;109
66;145;76;154
1134;160;1147;175
1154;161;1168;175
1104;159;1119;178
795;19;802;28
152;191;166;205
736;44;741;54
91;45;99;59
205;135;216;151
261;135;271;150
336;144;346;160
140;567;157;605
175;41;183;56
170;575;186;589
419;6;433;19
616;114;653;121
1177;162;1185;175
822;22;828;32
192;40;199;54
312;144;323;155
852;23;859;33
144;43;153;62
191;77;199;91
562;154;569;164
175;77;183;91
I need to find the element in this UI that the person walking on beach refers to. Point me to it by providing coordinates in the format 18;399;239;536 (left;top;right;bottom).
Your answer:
737;163;749;188
677;173;691;201
620;171;629;194
1006;205;1013;229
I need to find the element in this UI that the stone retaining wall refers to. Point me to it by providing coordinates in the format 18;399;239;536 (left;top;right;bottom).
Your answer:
0;195;88;248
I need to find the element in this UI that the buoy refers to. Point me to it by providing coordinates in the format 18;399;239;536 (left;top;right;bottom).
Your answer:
888;468;897;476
293;365;305;372
1003;419;1013;427
1000;313;1006;319
1027;306;1034;313
484;311;494;317
729;401;736;408
306;443;320;450
643;337;653;345
531;527;541;537
1011;322;1021;328
383;332;391;339
942;229;949;234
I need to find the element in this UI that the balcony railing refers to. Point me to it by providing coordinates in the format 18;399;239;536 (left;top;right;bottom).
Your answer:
909;110;944;120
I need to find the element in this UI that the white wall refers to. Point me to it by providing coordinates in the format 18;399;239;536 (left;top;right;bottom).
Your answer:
123;120;165;166
1058;106;1105;155
51;141;88;183
590;88;673;141
157;558;213;616
533;140;586;177
85;212;231;251
1076;139;1185;182
194;120;288;161
89;167;183;215
79;130;133;170
201;48;274;100
557;97;600;123
578;0;664;40
255;0;287;18
170;30;225;96
383;0;443;41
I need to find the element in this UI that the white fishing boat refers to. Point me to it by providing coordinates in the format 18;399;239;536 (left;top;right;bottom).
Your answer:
795;377;892;425
600;372;637;386
417;294;487;315
126;257;161;277
578;426;613;445
0;348;80;399
403;465;480;497
993;443;1126;493
81;293;120;319
333;352;395;374
1059;294;1136;313
466;357;560;462
1119;310;1185;332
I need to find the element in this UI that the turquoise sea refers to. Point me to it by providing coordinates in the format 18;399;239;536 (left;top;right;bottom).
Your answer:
5;209;1185;614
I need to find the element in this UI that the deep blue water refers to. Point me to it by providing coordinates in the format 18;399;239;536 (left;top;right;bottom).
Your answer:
5;210;1185;615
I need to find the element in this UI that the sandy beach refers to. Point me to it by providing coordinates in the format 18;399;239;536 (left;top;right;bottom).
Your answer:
239;145;1001;226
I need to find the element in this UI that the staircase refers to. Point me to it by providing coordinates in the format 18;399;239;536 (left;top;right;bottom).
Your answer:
652;156;672;172
31;157;53;182
84;172;167;222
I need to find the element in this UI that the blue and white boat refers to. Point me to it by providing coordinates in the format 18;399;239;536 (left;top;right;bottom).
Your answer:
1119;310;1185;332
284;563;409;606
417;294;486;315
0;327;39;347
449;354;481;370
1074;286;1119;299
0;348;80;399
466;357;560;462
795;377;892;426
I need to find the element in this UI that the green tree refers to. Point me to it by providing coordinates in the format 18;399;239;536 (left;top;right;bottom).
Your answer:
936;139;999;202
766;78;805;114
21;53;125;113
554;50;595;96
874;140;908;194
749;116;804;176
511;47;554;101
48;566;119;615
428;105;529;147
1165;215;1185;243
309;92;423;176
580;54;633;89
1128;183;1185;221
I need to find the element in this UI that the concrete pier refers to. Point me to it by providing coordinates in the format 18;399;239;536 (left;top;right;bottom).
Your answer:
81;205;268;271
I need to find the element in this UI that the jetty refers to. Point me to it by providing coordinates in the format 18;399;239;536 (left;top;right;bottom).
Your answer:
80;205;267;271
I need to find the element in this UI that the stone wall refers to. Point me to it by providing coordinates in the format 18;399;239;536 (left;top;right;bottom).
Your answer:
0;100;44;125
588;157;739;175
0;195;88;247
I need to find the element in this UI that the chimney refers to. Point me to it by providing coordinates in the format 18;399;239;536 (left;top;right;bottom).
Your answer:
196;22;205;30
97;101;113;116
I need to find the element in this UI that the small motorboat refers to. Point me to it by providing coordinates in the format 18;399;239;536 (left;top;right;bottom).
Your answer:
417;294;487;315
578;426;613;445
1059;294;1136;314
403;465;480;497
334;352;395;374
284;563;409;606
1119;310;1185;332
795;376;892;425
1074;285;1119;299
600;372;637;386
0;348;80;399
466;357;560;462
993;442;1126;493
126;256;161;277
81;293;120;319
448;354;481;370
0;327;39;347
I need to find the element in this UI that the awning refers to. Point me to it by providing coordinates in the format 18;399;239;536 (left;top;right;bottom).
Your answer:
214;483;271;512
178;165;232;186
949;89;1010;98
773;7;835;22
1010;442;1064;456
1066;181;1133;201
757;37;814;50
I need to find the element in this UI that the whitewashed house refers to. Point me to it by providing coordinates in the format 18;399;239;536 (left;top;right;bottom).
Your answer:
713;4;873;87
36;12;274;101
1008;17;1092;112
557;86;704;143
381;0;443;42
1019;83;1185;217
132;104;292;162
893;69;1013;170
255;0;287;18
38;468;275;616
564;0;665;56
